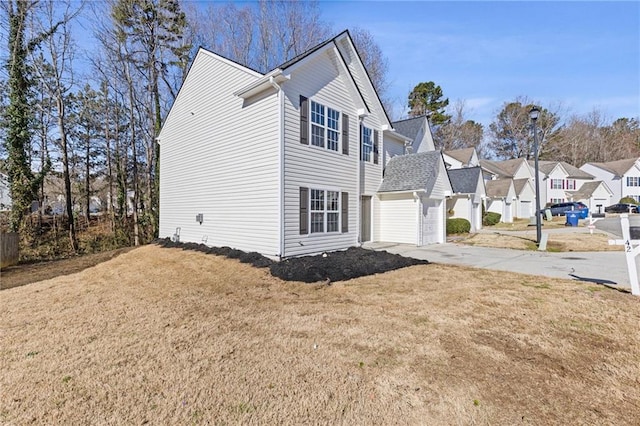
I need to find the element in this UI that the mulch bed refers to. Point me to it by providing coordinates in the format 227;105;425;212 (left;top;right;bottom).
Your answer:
154;238;429;283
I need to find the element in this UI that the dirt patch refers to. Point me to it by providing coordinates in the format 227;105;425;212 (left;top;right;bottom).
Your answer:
0;247;135;290
1;246;639;424
155;238;428;283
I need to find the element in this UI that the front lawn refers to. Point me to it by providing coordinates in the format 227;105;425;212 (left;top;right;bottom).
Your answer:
2;245;638;424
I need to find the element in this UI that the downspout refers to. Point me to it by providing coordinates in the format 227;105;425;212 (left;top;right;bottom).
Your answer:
357;116;362;245
269;76;285;259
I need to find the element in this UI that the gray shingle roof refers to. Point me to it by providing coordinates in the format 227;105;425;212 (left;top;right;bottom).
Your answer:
567;181;606;199
512;178;530;195
444;148;475;165
479;159;510;177
533;161;594;179
378;151;441;193
479;158;527;178
485;179;513;198
585;158;638;177
391;116;426;142
447;167;482;194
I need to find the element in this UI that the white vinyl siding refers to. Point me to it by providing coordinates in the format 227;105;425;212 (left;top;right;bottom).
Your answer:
282;49;382;257
159;50;280;256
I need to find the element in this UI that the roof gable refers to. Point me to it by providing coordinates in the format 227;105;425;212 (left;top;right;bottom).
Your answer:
378;151;445;193
448;166;482;194
568;180;613;199
485;178;515;199
585;158;639;177
445;148;476;166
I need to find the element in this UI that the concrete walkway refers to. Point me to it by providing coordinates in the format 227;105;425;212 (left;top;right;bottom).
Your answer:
364;241;633;292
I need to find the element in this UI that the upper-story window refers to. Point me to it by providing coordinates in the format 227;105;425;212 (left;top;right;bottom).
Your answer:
551;179;563;189
362;126;373;162
566;179;576;190
627;177;640;187
311;101;340;152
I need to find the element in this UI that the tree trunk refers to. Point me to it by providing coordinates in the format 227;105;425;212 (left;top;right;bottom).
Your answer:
57;96;78;252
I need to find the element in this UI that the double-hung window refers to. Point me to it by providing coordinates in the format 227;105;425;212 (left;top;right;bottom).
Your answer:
310;189;340;233
566;179;576;190
310;101;340;152
627;177;640;187
362;126;373;162
550;179;563;189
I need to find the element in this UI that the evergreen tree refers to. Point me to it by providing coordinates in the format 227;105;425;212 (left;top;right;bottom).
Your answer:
407;81;451;124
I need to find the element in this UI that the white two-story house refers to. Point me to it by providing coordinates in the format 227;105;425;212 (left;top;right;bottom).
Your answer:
158;31;450;258
534;161;596;206
581;158;640;204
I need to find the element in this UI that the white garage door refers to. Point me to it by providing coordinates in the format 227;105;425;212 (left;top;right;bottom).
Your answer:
421;198;443;245
520;200;532;218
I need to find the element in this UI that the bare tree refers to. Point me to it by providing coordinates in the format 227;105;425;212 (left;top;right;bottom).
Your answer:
433;99;485;154
350;27;390;112
488;96;562;160
31;0;83;251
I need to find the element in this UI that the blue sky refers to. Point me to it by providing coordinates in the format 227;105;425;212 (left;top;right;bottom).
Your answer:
320;1;639;125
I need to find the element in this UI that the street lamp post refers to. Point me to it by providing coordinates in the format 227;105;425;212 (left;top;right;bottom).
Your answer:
530;106;542;245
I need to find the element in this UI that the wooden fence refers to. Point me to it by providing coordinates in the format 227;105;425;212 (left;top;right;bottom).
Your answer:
1;232;19;268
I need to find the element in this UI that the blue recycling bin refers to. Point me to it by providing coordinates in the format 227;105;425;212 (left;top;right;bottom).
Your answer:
565;212;579;226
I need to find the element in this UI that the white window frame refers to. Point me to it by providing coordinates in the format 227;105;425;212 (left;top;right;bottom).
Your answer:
310;100;340;152
566;179;576;190
309;188;341;234
627;176;640;187
551;198;564;204
362;126;374;162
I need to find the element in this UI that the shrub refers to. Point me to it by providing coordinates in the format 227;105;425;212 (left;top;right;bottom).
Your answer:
620;196;637;204
446;218;471;234
483;212;501;226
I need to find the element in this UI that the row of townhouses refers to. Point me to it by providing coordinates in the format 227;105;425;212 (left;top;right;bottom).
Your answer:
157;30;640;258
5;31;634;257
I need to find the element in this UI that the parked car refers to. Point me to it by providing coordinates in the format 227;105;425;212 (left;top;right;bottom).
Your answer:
604;203;639;213
540;202;589;218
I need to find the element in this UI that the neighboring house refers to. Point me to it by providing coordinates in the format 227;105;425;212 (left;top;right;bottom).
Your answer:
580;158;640;203
443;147;479;169
534;161;595;205
158;31;448;259
485;179;515;223
0;173;11;211
391;115;436;154
446;166;485;231
480;158;535;219
512;178;535;218
376;151;452;245
566;181;613;214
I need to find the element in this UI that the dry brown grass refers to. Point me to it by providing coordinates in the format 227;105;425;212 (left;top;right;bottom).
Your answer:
2;245;639;424
463;231;622;252
488;217;570;231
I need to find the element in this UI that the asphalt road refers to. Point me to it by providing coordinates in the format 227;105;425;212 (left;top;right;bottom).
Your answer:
594;215;640;238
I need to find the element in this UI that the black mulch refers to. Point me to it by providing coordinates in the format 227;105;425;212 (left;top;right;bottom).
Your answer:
154;238;429;283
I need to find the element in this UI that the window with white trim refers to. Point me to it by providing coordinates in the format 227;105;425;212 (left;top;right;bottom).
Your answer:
310;189;340;233
566;179;576;190
310;101;340;151
551;179;563;189
362;126;373;162
627;176;640;187
551;198;564;204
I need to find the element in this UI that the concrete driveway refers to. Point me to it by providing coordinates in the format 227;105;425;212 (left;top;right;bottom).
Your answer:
365;241;633;292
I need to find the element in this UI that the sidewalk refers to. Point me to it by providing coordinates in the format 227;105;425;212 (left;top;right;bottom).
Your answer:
364;241;633;292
